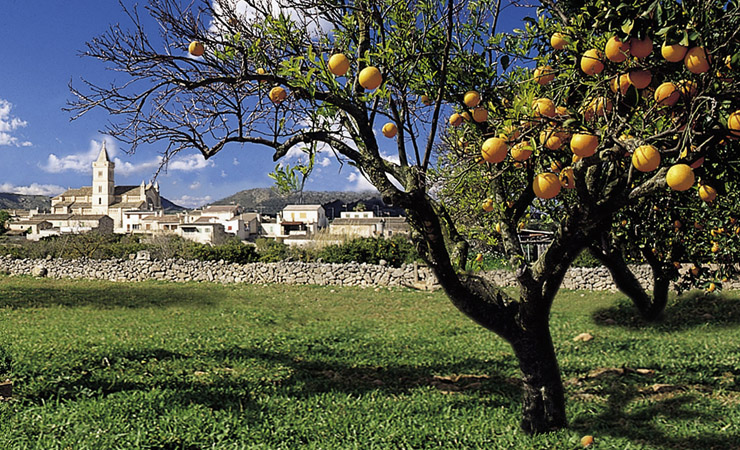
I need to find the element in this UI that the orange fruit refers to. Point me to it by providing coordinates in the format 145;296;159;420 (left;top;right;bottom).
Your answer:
610;73;631;95
676;80;697;98
559;167;575;189
654;82;679;107
534;66;556;85
328;53;350;76
541;132;563;150
461;111;472;122
481;198;494;212
684;47;710;74
581;49;605;75
665;164;695;191
584;97;613;121
532;98;556;118
510;142;533;161
420;94;433;105
580;435;595;447
268;86;287;103
475;253;483;262
481;137;508;163
188;41;205;57
449;113;463;127
550;160;563;173
358;66;382;90
555;106;569;117
570;133;599;157
707;282;716;293
727;110;740;136
629;36;653;59
632;144;661;172
699;184;717;202
464;91;481;108
533;173;561;199
472;107;488;123
551;32;567;50
627;69;652;89
605;35;630;62
662;43;688;62
382;123;398;138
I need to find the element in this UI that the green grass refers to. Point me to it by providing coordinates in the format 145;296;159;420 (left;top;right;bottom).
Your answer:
0;275;738;449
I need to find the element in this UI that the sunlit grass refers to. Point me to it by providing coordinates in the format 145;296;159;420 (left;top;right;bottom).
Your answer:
0;275;738;449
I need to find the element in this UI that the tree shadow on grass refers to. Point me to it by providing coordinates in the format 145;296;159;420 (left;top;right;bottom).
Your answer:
0;280;216;309
569;374;740;449
18;345;521;413
592;291;740;331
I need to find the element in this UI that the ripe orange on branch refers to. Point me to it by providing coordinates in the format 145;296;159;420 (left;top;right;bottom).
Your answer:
699;184;717;202
533;173;561;199
551;32;567;50
481;137;508;163
482;198;494;212
472;107;488;123
727;110;740;136
684;47;710;74
559;167;575;189
358;66;382;90
532;98;556;118
665;164;695;191
605;35;630;62
627;70;652;89
662;42;688;62
629;36;653;59
570;133;599;157
188;41;205;57
382;123;397;138
449;113;463;127
510;142;533;161
632;145;661;172
534;66;556;85
654;82;680;107
268;86;287;103
581;49;605;75
464;91;481;108
328;53;350;76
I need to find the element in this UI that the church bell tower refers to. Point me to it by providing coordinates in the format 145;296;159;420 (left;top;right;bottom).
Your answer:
92;141;115;214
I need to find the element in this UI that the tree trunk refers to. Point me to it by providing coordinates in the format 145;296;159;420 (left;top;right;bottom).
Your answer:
511;326;567;434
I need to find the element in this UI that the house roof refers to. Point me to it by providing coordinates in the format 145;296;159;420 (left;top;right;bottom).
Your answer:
114;185;143;196
284;204;323;211
142;215;181;223
55;186;92;198
203;205;239;213
330;218;383;225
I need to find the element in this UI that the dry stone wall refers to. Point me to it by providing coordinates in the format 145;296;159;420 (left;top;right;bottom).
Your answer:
1;254;738;291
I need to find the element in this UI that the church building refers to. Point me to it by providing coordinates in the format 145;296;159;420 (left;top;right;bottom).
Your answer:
50;142;163;233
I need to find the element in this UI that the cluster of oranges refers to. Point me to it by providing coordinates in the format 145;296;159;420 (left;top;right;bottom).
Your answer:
454;27;739;207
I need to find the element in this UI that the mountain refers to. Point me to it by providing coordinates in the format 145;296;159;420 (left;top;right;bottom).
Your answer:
212;188;406;217
0;192;184;213
0;193;51;211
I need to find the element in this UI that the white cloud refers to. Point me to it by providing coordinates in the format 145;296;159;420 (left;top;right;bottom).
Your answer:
168;154;214;171
221;170;228;177
346;170;378;192
211;0;332;36
189;181;202;190
318;157;331;167
0;99;32;147
42;137;119;173
0;182;65;196
174;195;212;209
42;138;215;176
232;158;240;166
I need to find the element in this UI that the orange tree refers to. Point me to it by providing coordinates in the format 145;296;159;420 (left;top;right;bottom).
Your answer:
69;0;740;434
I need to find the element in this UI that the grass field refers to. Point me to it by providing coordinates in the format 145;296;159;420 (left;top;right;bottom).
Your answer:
0;275;738;449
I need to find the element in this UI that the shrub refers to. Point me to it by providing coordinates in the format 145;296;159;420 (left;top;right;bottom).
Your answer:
255;238;288;262
317;236;416;267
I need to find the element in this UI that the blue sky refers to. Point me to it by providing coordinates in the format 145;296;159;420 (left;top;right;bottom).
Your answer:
0;0;531;208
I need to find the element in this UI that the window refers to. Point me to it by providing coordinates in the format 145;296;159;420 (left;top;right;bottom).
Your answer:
98;171;102;177
132;224;140;230
227;226;232;231
98;198;102;205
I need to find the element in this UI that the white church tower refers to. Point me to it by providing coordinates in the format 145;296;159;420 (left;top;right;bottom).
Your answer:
92;141;115;214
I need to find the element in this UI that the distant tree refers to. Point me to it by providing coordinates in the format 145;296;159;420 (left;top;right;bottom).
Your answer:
69;0;740;433
353;202;367;212
0;211;9;234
